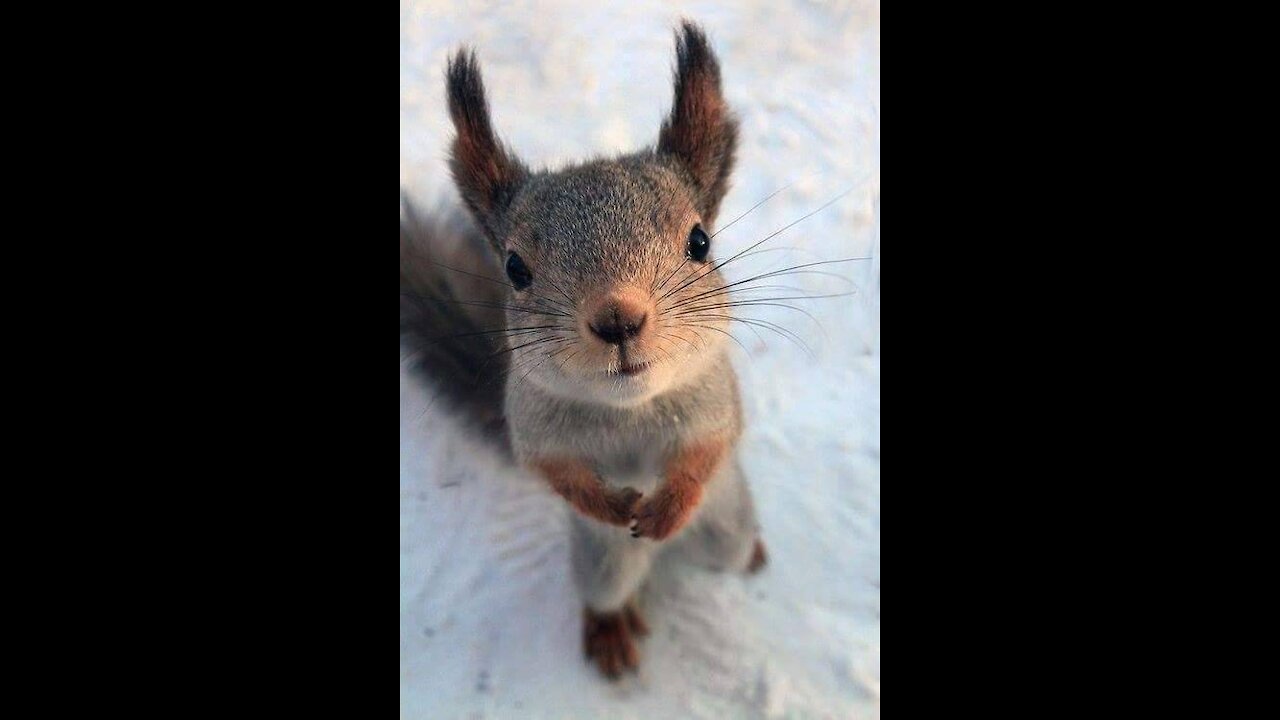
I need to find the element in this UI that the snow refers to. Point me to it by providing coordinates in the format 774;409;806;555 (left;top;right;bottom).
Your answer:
400;2;880;717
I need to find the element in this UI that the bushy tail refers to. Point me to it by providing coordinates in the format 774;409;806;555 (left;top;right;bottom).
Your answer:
400;199;509;448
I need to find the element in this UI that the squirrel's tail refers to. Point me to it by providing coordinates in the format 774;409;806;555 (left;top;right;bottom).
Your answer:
400;196;509;449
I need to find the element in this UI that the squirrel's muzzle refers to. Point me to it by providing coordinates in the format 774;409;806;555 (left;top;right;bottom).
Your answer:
587;295;650;346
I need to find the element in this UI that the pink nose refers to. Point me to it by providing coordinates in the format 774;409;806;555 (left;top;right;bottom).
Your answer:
589;301;648;346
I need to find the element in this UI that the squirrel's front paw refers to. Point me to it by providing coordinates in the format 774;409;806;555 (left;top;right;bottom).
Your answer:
604;488;643;526
630;494;691;541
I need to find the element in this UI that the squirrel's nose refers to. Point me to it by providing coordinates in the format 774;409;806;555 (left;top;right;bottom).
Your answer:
590;302;648;346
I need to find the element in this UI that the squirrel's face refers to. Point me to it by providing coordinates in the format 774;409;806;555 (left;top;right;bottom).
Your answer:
495;162;733;404
444;24;740;406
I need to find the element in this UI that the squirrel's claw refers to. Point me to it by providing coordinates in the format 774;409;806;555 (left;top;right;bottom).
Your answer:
631;496;688;541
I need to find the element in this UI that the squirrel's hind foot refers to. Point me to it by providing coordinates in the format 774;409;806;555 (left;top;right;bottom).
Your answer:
584;603;647;680
624;601;650;638
747;539;769;574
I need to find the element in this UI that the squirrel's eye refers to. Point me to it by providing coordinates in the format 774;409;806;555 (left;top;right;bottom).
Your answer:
506;252;533;290
687;225;711;263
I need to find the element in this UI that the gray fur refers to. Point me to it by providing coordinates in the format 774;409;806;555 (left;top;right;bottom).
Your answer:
510;349;752;612
399;204;510;448
668;458;761;573
571;457;760;613
405;22;761;620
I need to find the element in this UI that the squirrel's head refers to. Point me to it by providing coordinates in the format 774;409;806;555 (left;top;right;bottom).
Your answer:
446;22;739;406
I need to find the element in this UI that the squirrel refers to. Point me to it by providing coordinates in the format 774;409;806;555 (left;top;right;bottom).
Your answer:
401;21;767;680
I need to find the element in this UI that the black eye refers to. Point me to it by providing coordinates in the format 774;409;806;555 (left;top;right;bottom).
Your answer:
687;225;711;263
506;252;533;290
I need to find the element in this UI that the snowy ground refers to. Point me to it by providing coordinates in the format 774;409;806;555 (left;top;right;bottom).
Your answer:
400;2;880;718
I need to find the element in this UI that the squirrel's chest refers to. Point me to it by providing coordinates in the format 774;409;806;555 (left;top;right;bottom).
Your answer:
553;406;681;458
526;409;677;492
596;447;667;493
507;376;741;485
511;398;683;457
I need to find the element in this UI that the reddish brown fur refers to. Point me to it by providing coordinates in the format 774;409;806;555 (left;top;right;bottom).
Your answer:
632;438;729;541
415;22;761;685
657;23;739;226
534;458;643;527
584;604;647;679
446;50;527;244
624;601;650;637
748;539;768;574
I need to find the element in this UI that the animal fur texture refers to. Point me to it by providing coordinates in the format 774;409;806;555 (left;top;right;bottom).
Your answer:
400;21;765;680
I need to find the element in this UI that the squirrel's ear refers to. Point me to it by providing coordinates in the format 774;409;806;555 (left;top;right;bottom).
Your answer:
446;49;527;245
657;22;739;226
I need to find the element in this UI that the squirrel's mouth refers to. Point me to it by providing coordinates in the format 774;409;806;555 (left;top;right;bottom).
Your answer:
609;362;651;378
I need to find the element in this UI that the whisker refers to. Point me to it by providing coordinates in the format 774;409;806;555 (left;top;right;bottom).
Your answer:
417;259;574;314
710;176;812;240
401;292;573;319
683;322;751;355
555;349;583;376
652;257;691;297
669;292;857;323
509;239;579;309
658;188;860;305
660;257;869;314
510;345;572;393
681;313;814;358
649;336;678;366
471;335;574;392
649;179;803;297
673;300;826;327
658;331;702;357
482;334;573;363
412;324;569;347
659;283;815;312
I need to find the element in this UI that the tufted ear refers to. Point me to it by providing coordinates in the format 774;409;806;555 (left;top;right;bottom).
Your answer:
657;22;739;226
446;49;527;247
